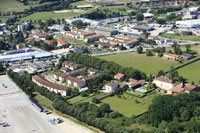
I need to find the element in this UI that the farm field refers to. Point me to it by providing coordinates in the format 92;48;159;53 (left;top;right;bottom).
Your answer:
99;52;179;75
101;93;154;117
21;11;81;21
161;33;200;41
178;60;200;85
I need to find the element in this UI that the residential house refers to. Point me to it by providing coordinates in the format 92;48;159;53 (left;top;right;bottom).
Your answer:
104;81;119;93
84;34;105;43
114;73;125;80
53;72;68;82
169;83;199;96
65;76;86;89
181;53;193;60
130;80;146;89
153;76;175;90
45;40;52;45
163;52;181;60
66;68;86;76
58;40;68;47
62;61;83;70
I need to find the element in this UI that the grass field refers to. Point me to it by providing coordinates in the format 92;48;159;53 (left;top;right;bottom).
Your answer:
0;0;30;12
178;60;200;85
68;93;107;104
33;92;54;110
161;33;200;41
21;11;81;21
101;93;154;116
99;52;179;75
71;1;95;6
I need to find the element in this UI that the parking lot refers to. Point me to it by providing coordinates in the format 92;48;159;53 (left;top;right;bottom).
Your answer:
0;75;64;133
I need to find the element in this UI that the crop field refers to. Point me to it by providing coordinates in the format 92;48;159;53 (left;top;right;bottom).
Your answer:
101;93;154;117
99;52;179;75
21;11;81;21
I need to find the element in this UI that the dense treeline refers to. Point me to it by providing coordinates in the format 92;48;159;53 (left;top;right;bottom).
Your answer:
80;8;124;20
138;93;200;132
150;7;182;15
7;70;130;133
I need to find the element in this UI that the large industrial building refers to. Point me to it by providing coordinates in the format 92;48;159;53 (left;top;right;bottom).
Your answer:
176;19;200;28
0;48;53;63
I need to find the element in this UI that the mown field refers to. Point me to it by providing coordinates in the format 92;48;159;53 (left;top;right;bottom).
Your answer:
161;33;200;41
101;93;154;117
21;11;81;21
99;52;179;75
178;60;200;85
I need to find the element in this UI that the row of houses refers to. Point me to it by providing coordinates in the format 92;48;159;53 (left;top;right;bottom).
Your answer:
66;29;105;43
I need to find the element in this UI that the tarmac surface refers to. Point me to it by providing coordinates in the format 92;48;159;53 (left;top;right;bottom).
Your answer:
0;75;64;133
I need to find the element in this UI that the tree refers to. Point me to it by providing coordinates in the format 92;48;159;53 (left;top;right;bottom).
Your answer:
99;103;110;114
146;50;154;56
185;45;191;53
64;24;70;31
92;97;99;104
156;18;166;24
157;70;165;76
169;65;178;80
136;12;144;21
0;63;4;72
137;46;143;54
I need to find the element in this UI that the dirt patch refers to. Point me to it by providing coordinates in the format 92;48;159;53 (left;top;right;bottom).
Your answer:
54;9;84;13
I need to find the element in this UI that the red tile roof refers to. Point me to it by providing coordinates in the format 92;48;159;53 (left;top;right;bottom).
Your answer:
45;40;52;45
32;75;71;91
164;52;180;58
34;38;41;42
58;40;68;45
129;78;137;83
115;0;131;3
25;36;34;41
114;73;124;79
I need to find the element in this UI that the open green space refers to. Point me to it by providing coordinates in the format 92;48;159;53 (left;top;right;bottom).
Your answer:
178;60;200;85
33;92;54;110
161;33;200;41
68;93;107;104
0;0;31;12
101;93;154;117
99;52;179;75
21;11;81;21
71;1;95;6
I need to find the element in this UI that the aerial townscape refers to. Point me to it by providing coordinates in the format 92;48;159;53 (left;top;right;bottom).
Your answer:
0;0;200;133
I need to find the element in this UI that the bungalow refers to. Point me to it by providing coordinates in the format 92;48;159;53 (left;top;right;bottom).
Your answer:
129;78;137;83
25;36;34;42
163;52;181;60
181;53;193;60
32;75;71;96
153;76;176;90
114;73;125;80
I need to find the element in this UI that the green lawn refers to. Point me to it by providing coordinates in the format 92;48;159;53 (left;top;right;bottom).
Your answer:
161;33;200;41
21;11;81;21
68;93;107;104
71;1;95;6
0;0;30;12
101;93;154;116
99;52;179;75
178;60;200;85
33;92;54;110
